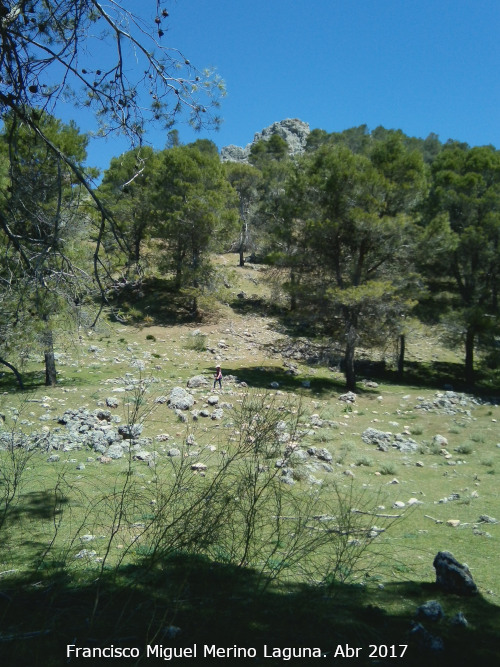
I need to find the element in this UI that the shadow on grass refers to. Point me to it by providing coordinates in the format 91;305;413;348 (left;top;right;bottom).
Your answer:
0;553;499;666
4;490;70;525
0;370;46;392
215;365;348;397
108;277;202;326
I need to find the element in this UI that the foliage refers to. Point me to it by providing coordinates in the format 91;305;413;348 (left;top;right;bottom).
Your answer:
266;138;427;388
98;145;160;275
0;111;97;385
422;143;500;383
0;0;225;331
224;161;263;265
0;0;223;139
152;144;238;313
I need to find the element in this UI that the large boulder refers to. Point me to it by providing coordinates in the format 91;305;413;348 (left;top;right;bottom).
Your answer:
433;551;478;596
168;387;194;411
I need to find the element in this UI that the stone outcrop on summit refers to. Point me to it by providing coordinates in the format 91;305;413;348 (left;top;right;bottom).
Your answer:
221;118;310;163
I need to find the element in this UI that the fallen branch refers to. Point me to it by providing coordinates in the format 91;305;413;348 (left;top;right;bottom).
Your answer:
351;509;402;519
0;630;51;642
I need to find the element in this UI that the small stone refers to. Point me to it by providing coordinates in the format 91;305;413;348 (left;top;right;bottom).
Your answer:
446;519;460;527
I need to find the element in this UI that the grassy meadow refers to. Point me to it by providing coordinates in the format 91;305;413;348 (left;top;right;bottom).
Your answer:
0;256;499;665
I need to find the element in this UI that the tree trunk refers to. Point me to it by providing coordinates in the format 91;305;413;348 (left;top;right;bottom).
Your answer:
344;318;357;391
397;334;405;379
290;270;297;311
238;211;248;267
464;325;475;385
0;356;24;390
43;325;57;386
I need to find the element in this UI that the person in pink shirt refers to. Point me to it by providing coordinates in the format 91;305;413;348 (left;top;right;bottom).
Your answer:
213;364;222;390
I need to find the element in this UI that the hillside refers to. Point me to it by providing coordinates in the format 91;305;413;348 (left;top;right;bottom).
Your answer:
0;257;499;665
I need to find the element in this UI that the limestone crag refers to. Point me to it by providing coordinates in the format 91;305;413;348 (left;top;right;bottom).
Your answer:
221;118;310;163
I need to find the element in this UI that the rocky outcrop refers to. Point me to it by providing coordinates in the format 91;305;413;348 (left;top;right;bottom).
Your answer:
221;118;310;163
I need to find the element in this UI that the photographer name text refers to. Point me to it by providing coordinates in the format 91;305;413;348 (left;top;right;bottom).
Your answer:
67;643;408;660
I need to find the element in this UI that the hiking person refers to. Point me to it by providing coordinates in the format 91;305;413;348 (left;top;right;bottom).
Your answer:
213;364;222;390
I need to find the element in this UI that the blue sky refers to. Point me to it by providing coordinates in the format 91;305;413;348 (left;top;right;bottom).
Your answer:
72;0;500;173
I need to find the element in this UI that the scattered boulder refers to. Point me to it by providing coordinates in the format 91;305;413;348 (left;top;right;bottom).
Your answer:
175;409;188;423
433;551;478;596
187;375;209;389
133;451;152;461
409;622;444;653
339;391;356;403
168;387;195;410
107;444;124;459
361;428;419;453
450;611;468;627
316;447;333;462
416;600;444;622
118;423;143;439
74;549;97;560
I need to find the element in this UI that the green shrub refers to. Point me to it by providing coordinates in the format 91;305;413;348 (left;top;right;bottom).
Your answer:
379;463;397;476
455;443;473;455
355;456;373;467
185;332;208;352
